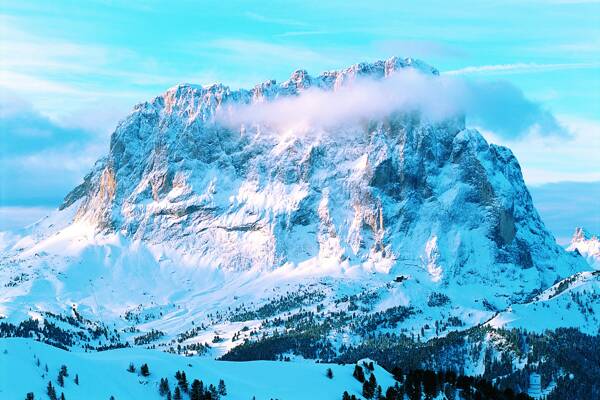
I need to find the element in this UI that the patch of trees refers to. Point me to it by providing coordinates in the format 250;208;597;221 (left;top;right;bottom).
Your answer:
229;289;326;322
133;329;165;345
157;370;227;400
343;366;532;400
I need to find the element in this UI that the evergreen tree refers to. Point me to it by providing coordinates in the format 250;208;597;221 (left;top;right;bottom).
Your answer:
25;393;34;400
342;392;351;400
353;364;365;382
190;379;203;400
60;393;65;400
218;379;227;396
127;363;135;373
173;387;182;400
362;373;377;399
159;378;170;396
385;386;397;400
178;371;188;393
46;381;57;400
59;365;68;377
208;383;218;399
326;368;334;379
74;374;79;385
363;379;375;399
57;372;64;387
376;385;383;399
140;363;150;377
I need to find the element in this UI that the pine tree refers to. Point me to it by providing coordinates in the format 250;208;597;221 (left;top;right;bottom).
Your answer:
190;379;203;400
60;365;68;377
74;374;79;385
353;364;365;383
140;363;150;377
326;368;334;379
218;379;227;396
173;386;182;400
46;381;57;400
362;373;377;399
342;392;351;400
385;386;397;400
57;372;64;387
159;378;170;396
127;363;135;373
178;371;188;393
60;393;65;400
209;383;218;399
363;380;374;399
25;393;35;400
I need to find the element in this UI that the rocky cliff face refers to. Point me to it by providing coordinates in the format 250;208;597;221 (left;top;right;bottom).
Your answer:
54;57;583;306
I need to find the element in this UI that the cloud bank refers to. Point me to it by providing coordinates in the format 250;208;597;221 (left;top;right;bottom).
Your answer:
216;68;566;139
0;90;106;207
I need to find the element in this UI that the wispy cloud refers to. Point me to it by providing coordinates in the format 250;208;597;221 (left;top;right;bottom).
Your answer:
0;90;106;207
481;115;600;185
445;62;600;75
0;16;181;119
276;30;331;37
216;68;566;140
243;11;308;27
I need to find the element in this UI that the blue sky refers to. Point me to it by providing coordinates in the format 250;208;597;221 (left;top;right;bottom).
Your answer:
0;0;599;234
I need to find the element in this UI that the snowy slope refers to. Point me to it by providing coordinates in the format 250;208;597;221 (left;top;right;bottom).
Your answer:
487;270;600;334
0;56;594;357
0;338;395;400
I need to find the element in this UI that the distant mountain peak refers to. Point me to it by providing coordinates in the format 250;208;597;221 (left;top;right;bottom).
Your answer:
569;227;600;268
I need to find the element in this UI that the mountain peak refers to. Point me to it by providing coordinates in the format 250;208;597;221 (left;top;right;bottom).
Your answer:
572;227;597;242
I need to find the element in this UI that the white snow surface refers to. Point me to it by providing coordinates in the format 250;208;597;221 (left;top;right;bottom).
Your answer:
0;338;395;400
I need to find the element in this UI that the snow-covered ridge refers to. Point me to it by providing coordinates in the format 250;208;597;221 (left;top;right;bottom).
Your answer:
125;56;439;126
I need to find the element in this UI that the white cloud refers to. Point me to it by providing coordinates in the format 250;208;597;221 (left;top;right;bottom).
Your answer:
480;115;600;185
445;62;600;75
216;68;565;139
243;11;308;27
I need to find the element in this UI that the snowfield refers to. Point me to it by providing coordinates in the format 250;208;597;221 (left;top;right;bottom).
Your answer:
0;338;394;400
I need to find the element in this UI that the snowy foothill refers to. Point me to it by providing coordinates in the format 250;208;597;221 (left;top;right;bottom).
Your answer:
0;338;395;400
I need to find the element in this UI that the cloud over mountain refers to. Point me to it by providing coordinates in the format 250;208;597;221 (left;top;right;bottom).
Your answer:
216;68;566;140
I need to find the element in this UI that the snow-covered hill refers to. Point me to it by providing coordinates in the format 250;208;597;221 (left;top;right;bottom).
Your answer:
0;57;596;395
0;338;395;400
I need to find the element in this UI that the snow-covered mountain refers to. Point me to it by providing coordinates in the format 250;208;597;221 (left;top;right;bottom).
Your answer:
0;57;597;399
567;227;600;268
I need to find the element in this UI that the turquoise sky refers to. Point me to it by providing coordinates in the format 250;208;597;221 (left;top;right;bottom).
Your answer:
0;0;599;219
